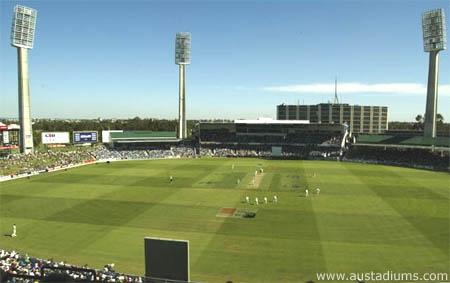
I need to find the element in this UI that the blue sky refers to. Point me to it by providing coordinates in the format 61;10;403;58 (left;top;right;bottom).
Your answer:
1;0;449;121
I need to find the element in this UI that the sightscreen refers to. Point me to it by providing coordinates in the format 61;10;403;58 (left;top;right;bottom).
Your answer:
271;146;282;157
144;237;189;282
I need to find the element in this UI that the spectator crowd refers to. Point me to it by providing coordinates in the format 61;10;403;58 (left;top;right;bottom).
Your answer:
0;150;96;177
0;249;144;282
343;146;449;171
0;146;196;177
1;143;447;177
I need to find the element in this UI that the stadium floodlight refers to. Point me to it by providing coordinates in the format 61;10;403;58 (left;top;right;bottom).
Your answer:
175;32;191;139
11;5;37;49
175;32;191;65
11;5;37;154
422;8;446;138
422;8;446;52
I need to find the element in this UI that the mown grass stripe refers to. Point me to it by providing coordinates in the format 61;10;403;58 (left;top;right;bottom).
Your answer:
344;163;449;256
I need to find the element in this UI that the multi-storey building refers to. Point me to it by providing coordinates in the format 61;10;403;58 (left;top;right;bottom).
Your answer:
277;103;388;134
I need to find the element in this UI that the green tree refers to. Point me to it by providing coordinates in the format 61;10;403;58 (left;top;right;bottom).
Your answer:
436;113;444;124
415;114;424;124
414;114;424;130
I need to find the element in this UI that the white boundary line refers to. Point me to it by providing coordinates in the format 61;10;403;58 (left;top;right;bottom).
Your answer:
0;156;194;183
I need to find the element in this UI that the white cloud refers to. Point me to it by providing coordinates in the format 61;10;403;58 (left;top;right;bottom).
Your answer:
261;83;450;96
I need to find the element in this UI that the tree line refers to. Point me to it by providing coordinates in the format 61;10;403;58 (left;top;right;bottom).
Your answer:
389;113;448;133
0;117;232;146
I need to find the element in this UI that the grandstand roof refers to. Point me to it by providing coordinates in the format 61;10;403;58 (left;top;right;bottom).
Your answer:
110;131;176;139
110;131;179;143
356;134;449;148
234;118;310;124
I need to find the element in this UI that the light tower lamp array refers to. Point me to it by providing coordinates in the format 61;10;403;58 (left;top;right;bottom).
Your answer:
422;8;446;138
175;32;191;139
10;5;38;154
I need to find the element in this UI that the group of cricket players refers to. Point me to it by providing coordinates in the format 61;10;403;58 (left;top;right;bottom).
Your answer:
235;165;321;204
245;195;277;205
243;187;321;205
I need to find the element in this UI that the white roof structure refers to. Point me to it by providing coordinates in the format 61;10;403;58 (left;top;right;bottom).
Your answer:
234;118;310;124
8;124;20;130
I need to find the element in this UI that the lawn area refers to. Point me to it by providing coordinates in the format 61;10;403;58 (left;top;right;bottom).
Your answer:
0;158;448;282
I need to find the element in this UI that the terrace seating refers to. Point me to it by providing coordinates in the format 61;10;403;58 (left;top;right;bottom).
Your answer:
344;146;449;171
0;146;196;177
200;132;343;146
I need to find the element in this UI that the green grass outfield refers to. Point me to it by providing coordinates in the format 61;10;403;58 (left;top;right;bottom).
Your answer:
0;158;448;282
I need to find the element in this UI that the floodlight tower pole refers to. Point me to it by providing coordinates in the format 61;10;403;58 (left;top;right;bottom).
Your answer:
11;5;37;154
421;8;446;138
424;51;440;137
17;48;33;154
175;32;191;140
178;64;186;139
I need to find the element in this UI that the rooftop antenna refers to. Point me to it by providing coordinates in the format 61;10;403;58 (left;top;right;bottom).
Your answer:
334;76;339;104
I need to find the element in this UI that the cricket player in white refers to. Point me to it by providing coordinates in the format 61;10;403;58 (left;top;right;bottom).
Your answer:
246;196;250;203
316;188;320;195
305;189;309;197
264;197;268;204
255;197;259;205
255;170;258;176
169;176;173;183
232;164;234;170
251;179;255;185
12;224;16;237
237;178;240;185
273;195;277;203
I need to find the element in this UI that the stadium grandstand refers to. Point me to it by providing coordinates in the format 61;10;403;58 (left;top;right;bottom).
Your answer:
103;131;179;147
196;118;346;158
345;130;450;171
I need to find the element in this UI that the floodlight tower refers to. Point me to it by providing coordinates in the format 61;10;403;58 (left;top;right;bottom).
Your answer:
422;8;446;138
175;32;191;139
10;5;37;154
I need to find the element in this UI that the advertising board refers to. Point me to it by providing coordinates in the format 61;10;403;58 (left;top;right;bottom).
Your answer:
42;132;70;144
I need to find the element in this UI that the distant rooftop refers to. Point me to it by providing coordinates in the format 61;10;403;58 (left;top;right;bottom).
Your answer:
278;103;387;107
234;118;309;124
110;131;177;139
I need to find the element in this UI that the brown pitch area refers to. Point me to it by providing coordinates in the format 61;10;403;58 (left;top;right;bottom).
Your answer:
219;208;236;215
